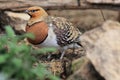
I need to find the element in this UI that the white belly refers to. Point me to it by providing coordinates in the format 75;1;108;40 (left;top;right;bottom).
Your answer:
40;27;59;48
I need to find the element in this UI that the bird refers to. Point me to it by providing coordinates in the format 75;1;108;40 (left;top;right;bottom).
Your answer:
25;6;83;59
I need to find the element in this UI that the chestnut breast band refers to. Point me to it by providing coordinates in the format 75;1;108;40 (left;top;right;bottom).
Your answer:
26;21;48;45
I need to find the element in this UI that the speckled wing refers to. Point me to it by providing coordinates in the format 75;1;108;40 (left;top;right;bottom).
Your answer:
45;16;82;47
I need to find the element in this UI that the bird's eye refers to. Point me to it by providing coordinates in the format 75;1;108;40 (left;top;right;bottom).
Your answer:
31;10;36;12
30;9;40;12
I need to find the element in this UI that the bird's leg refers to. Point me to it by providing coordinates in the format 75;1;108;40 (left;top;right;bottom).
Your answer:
60;51;65;60
47;54;51;59
59;48;66;60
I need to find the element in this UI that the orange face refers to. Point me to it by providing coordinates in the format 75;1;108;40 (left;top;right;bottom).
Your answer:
25;6;48;18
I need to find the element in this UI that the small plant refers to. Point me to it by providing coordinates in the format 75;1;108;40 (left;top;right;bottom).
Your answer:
0;26;59;80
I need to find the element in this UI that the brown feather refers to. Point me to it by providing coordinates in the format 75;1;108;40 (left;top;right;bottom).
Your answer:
26;21;48;45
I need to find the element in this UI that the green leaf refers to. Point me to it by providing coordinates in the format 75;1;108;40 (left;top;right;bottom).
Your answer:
0;36;7;45
32;64;49;79
11;58;22;68
0;25;59;80
23;33;35;39
5;26;15;38
32;64;59;80
0;54;9;64
14;44;30;54
49;75;60;80
35;47;57;54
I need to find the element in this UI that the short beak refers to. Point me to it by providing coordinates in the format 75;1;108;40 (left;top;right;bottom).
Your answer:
24;10;29;13
24;10;32;17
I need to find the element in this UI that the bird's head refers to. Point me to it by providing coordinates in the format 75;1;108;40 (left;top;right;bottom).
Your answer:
25;6;48;18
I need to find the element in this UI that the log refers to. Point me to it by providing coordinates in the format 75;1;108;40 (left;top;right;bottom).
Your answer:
0;0;120;11
0;0;78;10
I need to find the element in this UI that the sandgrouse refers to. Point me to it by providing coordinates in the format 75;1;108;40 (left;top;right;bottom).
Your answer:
25;6;82;59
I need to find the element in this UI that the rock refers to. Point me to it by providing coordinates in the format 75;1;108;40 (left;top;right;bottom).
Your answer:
5;11;30;34
0;11;29;34
80;20;120;80
67;57;105;80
